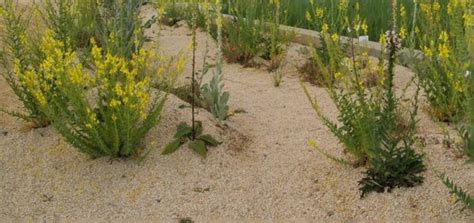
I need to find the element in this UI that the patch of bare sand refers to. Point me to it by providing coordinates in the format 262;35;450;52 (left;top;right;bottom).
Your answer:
0;3;473;222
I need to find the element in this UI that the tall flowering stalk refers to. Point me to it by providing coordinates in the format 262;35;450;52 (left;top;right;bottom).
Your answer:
201;0;229;122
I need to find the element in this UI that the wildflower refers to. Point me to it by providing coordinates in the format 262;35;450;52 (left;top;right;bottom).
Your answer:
439;31;449;43
385;30;402;52
109;99;121;107
361;21;368;34
305;11;312;22
423;46;433;58
400;27;407;40
433;2;441;11
331;33;339;42
315;7;324;19
400;5;406;18
438;44;450;59
321;23;329;34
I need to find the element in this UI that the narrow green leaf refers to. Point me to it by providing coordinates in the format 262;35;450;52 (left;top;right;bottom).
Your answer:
162;138;184;155
189;140;207;157
198;134;220;147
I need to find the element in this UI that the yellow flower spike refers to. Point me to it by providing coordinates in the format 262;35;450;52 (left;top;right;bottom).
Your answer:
400;5;406;18
439;31;449;43
313;7;323;19
438;43;450;59
433;2;441;11
379;34;387;46
423;46;433;58
331;33;339;42
400;27;407;39
109;99;121;107
305;11;312;22
322;23;329;34
361;21;368;34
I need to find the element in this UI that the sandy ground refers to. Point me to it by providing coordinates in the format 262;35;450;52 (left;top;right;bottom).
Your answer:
1;3;473;222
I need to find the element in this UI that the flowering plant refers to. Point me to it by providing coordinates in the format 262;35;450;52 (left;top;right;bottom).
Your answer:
22;32;184;158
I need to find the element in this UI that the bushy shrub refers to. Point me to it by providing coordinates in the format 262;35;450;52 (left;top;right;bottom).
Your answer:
20;32;184;158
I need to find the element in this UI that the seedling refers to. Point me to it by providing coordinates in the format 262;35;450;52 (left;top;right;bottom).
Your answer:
162;121;220;158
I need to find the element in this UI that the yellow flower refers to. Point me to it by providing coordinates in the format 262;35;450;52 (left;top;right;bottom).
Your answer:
305;11;312;22
322;23;329;34
315;7;324;19
433;2;441;11
438;43;450;59
176;55;187;72
361;21;368;34
109;99;121;107
400;27;407;39
423;46;433;58
331;33;339;42
379;34;387;46
400;5;406;17
439;31;449;42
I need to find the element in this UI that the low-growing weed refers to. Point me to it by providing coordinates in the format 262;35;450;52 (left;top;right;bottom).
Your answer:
162;121;220;157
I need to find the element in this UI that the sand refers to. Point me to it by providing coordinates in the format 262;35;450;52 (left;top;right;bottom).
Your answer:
0;3;473;222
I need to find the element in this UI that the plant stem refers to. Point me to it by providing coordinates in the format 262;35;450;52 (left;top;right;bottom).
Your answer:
191;2;197;140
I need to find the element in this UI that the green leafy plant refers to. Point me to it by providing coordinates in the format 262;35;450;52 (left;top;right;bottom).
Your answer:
201;0;229;122
0;0;50;127
96;0;148;59
221;0;291;69
304;1;425;196
302;30;406;164
201;72;229;121
20;32;183;158
415;1;471;123
160;0;184;27
440;174;474;210
162;121;220;157
358;2;426;197
359;137;425;197
42;0;100;50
